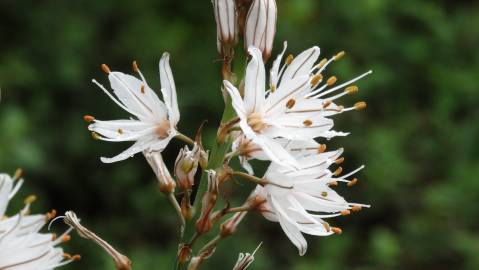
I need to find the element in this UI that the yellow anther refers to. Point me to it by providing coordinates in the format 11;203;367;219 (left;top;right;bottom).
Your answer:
132;60;139;72
13;168;23;180
327;76;337;86
317;58;328;69
333;51;346;61
62;234;72;242
83;115;95;123
51;233;58;241
286;99;296;109
271;85;277;93
347;178;358;187
354;101;367;110
24;194;37;205
310;74;323;86
91;132;101;140
72;255;82;261
335;157;345;164
322;222;331;232
345;85;359;94
303;119;313;126
329;181;338;186
331;227;343;234
322;100;332;108
101;64;111;74
140;85;145;94
286;54;294;65
351;205;362;212
340;210;351;216
318;144;327;153
117;128;124;135
333;166;343;176
321;191;328;197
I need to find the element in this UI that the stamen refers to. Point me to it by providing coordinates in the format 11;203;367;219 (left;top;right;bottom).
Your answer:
132;60;139;73
333;167;343;176
46;209;57;220
140;85;145;94
91;132;101;140
351;205;362;212
322;221;331;232
286;54;294;65
340;210;350;216
345;85;359;94
286;99;296;109
323;100;332;108
310;74;323;87
13;168;23;180
24;194;37;205
335;157;345;164
101;64;111;74
303;119;313;126
321;191;328;197
83;115;95;122
347;178;358;187
62;234;72;242
329;181;338;186
117;129;124;135
327;76;337;86
318;144;326;153
333;51;345;61
317;58;328;69
331;227;342;234
51;233;57;241
354;101;367;110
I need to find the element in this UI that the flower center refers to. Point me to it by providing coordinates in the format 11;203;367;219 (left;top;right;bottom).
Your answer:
155;120;171;139
247;112;267;133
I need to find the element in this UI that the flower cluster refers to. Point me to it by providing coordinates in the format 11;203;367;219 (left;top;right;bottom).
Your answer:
81;0;371;268
0;172;77;270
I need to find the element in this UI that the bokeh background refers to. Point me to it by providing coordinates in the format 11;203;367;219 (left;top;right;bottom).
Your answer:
1;0;479;269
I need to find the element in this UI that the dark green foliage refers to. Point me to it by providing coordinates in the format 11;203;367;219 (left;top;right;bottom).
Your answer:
0;0;478;269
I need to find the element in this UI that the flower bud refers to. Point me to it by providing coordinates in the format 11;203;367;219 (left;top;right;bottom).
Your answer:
195;170;219;235
220;212;247;237
244;0;277;61
177;244;192;266
174;143;201;191
144;151;176;194
213;0;238;53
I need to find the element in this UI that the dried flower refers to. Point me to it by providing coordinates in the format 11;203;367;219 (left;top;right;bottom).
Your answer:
144;151;176;194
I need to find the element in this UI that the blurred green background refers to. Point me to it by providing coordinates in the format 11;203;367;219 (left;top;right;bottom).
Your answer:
1;0;479;269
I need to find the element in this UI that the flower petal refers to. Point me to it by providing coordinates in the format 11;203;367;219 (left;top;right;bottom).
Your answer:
160;52;180;125
244;47;266;114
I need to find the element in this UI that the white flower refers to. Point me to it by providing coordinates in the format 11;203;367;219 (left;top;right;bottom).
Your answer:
232;136;329;174
251;150;368;255
224;45;371;169
213;0;238;50
0;173;75;269
244;0;277;60
87;52;180;163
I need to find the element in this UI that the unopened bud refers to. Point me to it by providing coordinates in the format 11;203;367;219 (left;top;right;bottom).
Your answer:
220;212;247;237
244;0;277;61
181;196;195;221
213;0;238;53
178;244;192;266
144;151;176;194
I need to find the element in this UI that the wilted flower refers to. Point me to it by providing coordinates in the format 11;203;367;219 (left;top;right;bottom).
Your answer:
224;45;371;169
213;0;238;53
251;150;368;255
175;143;201;191
0;173;77;269
244;0;277;60
86;52;180;163
196;170;219;235
144;151;176;194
